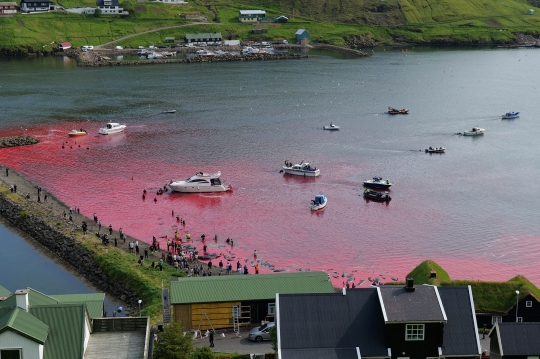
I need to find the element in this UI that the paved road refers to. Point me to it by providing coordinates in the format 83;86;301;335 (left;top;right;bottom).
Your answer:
192;329;272;355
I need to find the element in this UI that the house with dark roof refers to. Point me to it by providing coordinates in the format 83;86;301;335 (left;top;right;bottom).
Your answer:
489;322;540;359
0;287;149;359
277;279;481;359
170;272;334;331
96;0;123;14
19;0;53;13
476;292;540;329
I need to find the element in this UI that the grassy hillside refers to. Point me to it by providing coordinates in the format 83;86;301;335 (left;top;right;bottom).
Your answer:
406;260;540;313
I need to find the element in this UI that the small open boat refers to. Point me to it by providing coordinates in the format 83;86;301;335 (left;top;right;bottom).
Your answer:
162;109;176;114
363;176;392;189
68;129;87;137
425;146;445;153
502;111;519;119
387;107;409;115
323;123;340;130
462;127;484;136
363;189;391;202
310;194;327;210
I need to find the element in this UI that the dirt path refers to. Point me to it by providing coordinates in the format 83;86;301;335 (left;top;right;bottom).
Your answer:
95;21;215;49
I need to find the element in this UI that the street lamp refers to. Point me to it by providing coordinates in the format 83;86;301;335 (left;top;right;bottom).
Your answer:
515;290;520;322
138;299;142;317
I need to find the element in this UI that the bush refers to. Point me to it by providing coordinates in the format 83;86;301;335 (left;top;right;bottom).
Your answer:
20;210;30;219
93;8;101;18
153;321;193;359
190;346;214;359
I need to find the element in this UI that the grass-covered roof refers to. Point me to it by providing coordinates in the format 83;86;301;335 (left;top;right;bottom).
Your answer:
405;260;540;313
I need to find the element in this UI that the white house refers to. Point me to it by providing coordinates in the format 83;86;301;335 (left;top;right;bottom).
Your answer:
19;0;54;13
238;10;266;23
0;2;18;14
96;0;123;14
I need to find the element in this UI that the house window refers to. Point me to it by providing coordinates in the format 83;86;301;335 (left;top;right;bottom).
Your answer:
268;303;275;316
517;317;523;322
526;301;532;307
1;349;22;359
405;324;424;341
491;316;503;324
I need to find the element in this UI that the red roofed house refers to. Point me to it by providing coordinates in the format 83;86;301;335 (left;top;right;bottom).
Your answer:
58;42;72;50
0;2;18;13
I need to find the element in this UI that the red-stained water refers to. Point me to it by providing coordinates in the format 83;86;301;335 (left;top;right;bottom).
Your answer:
2;49;540;287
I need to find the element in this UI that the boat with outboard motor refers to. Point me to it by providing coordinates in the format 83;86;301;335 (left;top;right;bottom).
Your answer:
363;189;391;202
387;107;409;115
283;160;320;177
98;122;126;135
68;129;88;137
425;146;445;153
462;127;485;136
162;109;176;114
502;111;519;119
310;194;327;210
363;176;392;189
323;123;340;130
169;171;231;193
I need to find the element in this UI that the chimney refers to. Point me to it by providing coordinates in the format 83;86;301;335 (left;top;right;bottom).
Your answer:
405;278;415;292
342;287;346;296
15;289;29;311
430;271;437;278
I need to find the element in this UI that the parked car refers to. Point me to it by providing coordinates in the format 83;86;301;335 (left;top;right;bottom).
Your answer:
138;46;145;49
253;42;261;46
114;46;123;50
248;322;275;342
199;42;207;47
282;39;288;44
81;45;93;51
261;41;269;46
186;43;195;48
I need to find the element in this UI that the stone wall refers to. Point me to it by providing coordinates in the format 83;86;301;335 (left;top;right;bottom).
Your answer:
0;136;39;148
0;196;137;308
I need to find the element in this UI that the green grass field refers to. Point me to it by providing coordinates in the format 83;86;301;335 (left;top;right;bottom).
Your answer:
1;0;540;50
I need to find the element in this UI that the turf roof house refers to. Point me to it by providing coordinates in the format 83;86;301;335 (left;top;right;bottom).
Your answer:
476;289;540;329
0;286;150;359
277;279;481;359
489;322;540;359
170;272;334;330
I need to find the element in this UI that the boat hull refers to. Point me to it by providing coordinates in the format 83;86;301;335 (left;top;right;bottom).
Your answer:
323;126;339;130
311;201;327;210
169;183;230;193
363;181;391;189
502;113;519;119
363;192;391;202
99;126;126;135
462;131;484;136
283;167;320;177
425;149;445;153
68;131;87;137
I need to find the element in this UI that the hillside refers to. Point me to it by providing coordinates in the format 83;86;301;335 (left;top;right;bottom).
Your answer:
1;0;540;51
406;260;540;313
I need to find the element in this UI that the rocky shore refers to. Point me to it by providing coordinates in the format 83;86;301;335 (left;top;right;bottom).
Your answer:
0;136;39;148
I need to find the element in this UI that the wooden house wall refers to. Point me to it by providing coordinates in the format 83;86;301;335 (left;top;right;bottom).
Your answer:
173;304;192;330
385;322;444;359
506;294;540;323
174;302;242;330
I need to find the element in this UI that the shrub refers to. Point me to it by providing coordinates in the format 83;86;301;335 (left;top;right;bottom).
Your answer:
20;210;30;219
190;346;214;359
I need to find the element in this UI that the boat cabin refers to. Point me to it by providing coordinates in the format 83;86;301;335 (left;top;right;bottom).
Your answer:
313;194;325;205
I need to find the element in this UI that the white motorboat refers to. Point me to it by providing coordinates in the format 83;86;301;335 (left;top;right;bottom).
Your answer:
310;194;327;210
323;123;340;130
162;109;176;114
282;160;320;177
169;171;231;193
462;127;485;136
196;49;214;57
363;176;392;189
98;122;126;135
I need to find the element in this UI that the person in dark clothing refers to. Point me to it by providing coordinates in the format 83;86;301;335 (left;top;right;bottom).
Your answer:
209;330;214;347
237;261;241;270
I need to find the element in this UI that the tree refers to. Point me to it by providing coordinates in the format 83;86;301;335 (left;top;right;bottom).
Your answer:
93;8;102;17
190;346;214;359
269;325;277;353
154;321;194;359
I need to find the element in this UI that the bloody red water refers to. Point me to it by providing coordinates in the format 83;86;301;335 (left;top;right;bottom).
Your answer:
1;122;539;287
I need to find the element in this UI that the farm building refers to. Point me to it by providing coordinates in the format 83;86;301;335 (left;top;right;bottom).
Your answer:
275;15;289;23
0;2;17;14
170;272;334;330
238;10;266;23
295;29;310;44
185;32;222;43
58;42;72;50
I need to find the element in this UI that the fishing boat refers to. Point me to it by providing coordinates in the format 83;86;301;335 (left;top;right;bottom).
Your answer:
387;107;409;115
162;109;176;114
462;127;485;136
196;49;214;57
98;122;126;135
502;111;520;119
310;194;327;210
169;171;231;193
283;160;320;177
425;146;445;153
323;123;340;130
68;129;88;137
363;189;391;202
363;176;392;189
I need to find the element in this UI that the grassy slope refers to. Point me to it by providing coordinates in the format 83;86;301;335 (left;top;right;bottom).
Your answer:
406;260;540;313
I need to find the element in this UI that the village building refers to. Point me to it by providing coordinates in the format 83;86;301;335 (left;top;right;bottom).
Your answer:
275;15;289;23
476;291;540;328
238;10;266;23
19;0;54;13
96;0;123;14
489;322;540;359
295;29;310;44
170;272;334;331
58;42;72;50
0;2;17;14
277;279;481;359
0;285;150;359
185;32;222;43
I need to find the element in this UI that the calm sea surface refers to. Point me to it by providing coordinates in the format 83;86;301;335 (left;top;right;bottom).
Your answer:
1;47;539;286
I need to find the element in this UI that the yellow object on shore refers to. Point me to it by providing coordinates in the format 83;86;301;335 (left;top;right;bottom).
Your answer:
186;233;191;239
